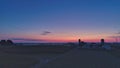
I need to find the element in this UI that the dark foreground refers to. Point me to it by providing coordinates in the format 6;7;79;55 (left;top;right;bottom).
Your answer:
42;48;120;68
0;44;75;68
0;44;120;68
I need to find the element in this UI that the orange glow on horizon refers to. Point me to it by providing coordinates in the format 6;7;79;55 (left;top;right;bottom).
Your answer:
9;32;116;43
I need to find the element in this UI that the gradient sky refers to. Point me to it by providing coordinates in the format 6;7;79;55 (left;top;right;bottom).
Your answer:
1;0;120;43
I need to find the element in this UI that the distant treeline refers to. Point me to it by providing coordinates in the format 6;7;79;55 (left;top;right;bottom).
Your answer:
0;40;14;45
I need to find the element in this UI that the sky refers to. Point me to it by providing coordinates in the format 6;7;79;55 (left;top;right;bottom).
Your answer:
0;0;120;43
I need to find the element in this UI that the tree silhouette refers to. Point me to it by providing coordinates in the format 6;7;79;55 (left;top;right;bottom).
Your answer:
0;40;14;45
6;40;14;45
0;40;6;45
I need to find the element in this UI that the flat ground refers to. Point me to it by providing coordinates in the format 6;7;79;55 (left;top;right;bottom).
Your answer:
0;45;74;68
42;48;120;68
0;45;120;68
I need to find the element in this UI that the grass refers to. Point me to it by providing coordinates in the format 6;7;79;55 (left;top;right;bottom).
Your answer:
3;44;120;68
42;49;120;68
107;49;120;58
0;53;39;68
0;45;75;68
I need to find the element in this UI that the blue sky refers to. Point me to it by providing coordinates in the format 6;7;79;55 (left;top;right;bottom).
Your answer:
0;0;120;42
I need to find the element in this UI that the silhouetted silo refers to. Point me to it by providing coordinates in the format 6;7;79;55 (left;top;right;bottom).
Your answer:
100;39;105;46
78;39;81;46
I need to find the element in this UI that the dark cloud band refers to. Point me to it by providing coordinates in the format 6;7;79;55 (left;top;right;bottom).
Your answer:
41;31;51;35
11;38;45;41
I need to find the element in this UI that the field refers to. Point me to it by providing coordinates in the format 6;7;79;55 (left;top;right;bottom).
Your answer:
0;44;120;68
42;48;120;68
0;44;75;68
